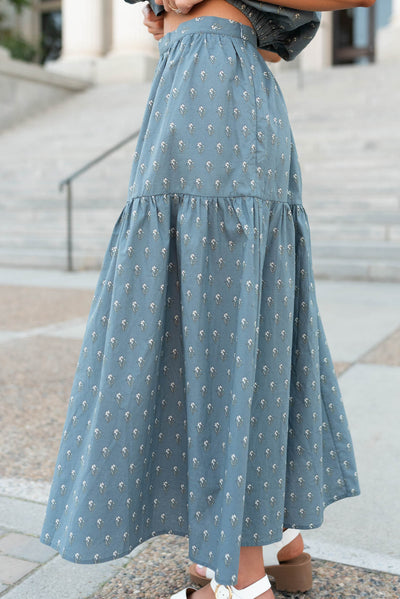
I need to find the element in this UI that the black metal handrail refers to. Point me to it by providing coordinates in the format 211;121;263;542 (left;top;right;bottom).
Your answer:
59;129;141;271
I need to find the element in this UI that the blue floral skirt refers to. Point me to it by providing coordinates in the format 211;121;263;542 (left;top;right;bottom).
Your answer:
40;16;360;586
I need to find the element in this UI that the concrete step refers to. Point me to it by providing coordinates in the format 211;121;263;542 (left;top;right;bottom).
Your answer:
312;240;400;261
304;197;400;212
308;211;400;223
312;258;400;283
2;249;400;282
1;224;399;248
309;225;399;243
2;214;400;251
2;200;399;219
0;248;101;271
2;243;400;281
1;63;399;281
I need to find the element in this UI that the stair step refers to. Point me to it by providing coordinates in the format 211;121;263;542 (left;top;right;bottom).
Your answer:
1;63;399;281
313;258;400;283
1;249;399;281
0;248;102;270
312;240;400;260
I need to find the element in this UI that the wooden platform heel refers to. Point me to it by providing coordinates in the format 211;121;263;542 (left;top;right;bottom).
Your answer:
265;552;313;593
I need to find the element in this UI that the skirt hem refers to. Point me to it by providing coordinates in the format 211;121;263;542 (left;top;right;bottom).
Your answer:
39;486;360;571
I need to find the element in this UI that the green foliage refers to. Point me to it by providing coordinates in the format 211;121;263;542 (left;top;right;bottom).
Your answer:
0;0;36;62
0;31;37;62
8;0;31;15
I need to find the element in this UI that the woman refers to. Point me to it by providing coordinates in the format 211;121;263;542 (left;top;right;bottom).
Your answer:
40;0;372;597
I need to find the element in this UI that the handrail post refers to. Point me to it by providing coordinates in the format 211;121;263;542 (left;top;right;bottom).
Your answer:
59;128;140;273
66;181;73;272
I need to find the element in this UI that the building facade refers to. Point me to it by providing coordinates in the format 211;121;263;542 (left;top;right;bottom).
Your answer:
2;0;399;82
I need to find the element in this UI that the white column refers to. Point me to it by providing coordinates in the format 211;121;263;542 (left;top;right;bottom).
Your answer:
390;0;400;25
45;0;105;81
61;0;105;59
376;0;400;63
96;0;158;83
110;0;156;56
299;12;333;71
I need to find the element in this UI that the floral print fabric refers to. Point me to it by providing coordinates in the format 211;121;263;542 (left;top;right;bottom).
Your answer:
40;17;360;586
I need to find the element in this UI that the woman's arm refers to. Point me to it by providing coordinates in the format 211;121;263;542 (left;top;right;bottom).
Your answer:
142;3;164;39
258;49;282;62
257;0;375;10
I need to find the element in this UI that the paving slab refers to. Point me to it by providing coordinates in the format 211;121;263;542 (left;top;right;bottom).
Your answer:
314;279;400;363
0;532;57;563
0;496;46;537
0;478;50;504
0;554;39;584
332;361;352;377
42;318;87;340
0;268;99;290
361;326;400;367
1;552;129;599
0;336;82;481
301;362;400;559
0;286;93;331
301;538;400;576
0;317;87;344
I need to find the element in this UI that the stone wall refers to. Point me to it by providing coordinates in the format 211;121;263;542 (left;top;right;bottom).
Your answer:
0;49;89;132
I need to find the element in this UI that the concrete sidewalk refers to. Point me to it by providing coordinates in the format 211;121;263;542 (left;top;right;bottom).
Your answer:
0;267;399;598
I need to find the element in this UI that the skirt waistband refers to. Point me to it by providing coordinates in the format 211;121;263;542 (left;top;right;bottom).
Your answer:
158;15;258;54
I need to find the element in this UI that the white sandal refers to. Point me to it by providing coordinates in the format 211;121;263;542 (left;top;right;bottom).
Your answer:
170;573;271;599
188;530;312;593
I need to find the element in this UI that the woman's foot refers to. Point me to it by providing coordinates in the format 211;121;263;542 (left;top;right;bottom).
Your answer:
190;546;275;599
192;529;304;579
194;563;209;579
188;583;214;599
192;555;313;595
190;580;274;599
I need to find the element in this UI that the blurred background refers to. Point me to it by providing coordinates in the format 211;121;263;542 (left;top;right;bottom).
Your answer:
0;1;399;598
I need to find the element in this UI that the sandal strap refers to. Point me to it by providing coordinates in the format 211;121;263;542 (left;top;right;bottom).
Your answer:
282;529;301;545
206;566;215;578
196;564;216;578
210;574;271;599
262;529;300;566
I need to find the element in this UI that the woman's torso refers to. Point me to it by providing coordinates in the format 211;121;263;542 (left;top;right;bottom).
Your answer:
163;0;254;34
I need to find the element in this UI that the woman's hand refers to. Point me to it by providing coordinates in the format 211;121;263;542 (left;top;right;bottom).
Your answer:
258;49;282;62
154;0;204;15
142;3;164;40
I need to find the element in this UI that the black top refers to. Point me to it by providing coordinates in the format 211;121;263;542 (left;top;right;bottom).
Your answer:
124;0;321;59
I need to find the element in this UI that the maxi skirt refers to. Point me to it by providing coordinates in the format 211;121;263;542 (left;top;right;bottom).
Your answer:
40;16;360;586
